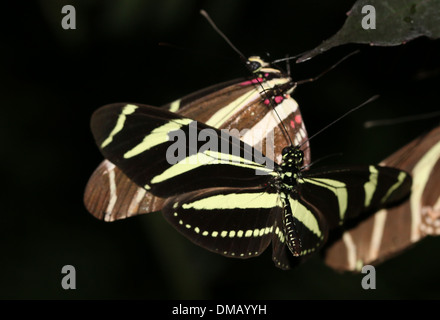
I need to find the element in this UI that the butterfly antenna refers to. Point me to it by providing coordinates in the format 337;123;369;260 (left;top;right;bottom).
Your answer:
201;10;293;146
301;152;343;170
274;51;359;147
300;95;379;148
272;50;359;86
255;81;295;146
295;50;360;85
285;53;292;77
364;110;440;128
271;50;313;65
200;10;247;62
273;99;295;146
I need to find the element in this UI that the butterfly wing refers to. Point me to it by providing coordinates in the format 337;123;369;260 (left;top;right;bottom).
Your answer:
299;165;412;229
85;76;309;221
324;126;440;271
274;165;411;259
91;103;275;198
162;186;282;263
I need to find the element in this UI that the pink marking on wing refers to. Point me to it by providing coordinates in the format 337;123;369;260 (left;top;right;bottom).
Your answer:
274;96;283;104
295;114;302;124
264;99;270;105
239;77;264;86
290;120;295;128
239;80;252;86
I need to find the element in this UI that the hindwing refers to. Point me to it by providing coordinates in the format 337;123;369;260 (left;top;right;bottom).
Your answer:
163;187;281;261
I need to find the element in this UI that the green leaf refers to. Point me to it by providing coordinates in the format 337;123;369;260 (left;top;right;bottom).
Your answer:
298;0;440;62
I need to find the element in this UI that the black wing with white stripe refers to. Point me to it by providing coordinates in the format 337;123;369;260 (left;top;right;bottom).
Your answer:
91;103;275;198
299;165;412;229
163;187;280;261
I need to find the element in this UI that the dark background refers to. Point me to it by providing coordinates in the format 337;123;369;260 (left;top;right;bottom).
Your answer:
1;0;439;299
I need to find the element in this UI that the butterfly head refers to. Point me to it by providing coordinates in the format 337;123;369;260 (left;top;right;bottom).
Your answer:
246;56;267;73
247;56;282;77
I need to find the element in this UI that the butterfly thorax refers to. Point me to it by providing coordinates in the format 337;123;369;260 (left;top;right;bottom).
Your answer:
277;146;304;191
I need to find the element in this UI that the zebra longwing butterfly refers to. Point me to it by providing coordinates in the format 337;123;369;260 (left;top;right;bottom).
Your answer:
324;125;440;271
90;93;412;269
84;57;310;222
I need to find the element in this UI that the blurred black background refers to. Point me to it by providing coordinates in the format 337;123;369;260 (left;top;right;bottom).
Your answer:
1;0;439;299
